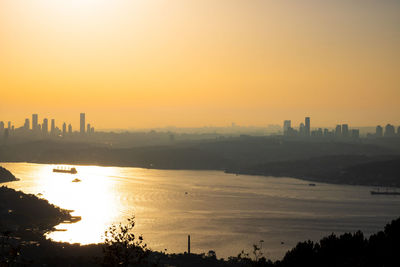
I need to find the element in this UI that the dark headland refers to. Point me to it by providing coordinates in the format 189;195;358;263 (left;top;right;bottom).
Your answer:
0;166;18;183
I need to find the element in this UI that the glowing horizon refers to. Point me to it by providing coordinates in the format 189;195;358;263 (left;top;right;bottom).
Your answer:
1;0;399;128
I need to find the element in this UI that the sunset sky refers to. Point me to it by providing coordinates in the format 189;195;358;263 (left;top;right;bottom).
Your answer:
1;0;399;129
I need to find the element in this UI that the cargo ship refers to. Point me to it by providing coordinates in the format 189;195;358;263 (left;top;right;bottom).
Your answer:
370;189;400;195
53;167;77;174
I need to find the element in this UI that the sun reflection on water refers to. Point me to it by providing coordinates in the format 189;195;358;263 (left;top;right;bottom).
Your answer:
37;165;120;244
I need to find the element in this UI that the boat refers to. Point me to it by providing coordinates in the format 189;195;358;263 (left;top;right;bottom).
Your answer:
72;178;81;183
53;167;77;174
309;183;316;186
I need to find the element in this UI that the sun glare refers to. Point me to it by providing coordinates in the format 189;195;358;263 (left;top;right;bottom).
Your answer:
42;165;120;244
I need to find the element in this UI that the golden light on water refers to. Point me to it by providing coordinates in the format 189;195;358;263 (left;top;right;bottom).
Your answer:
35;165;121;244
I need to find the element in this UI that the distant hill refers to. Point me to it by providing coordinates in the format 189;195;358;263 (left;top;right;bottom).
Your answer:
1;137;400;186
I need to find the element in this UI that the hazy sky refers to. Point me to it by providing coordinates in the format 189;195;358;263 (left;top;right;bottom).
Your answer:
1;0;399;129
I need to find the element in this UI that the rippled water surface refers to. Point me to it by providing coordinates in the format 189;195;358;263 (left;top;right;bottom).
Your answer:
2;162;400;259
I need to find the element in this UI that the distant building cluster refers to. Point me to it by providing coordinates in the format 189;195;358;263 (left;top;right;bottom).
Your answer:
368;124;400;138
282;117;400;139
0;113;95;140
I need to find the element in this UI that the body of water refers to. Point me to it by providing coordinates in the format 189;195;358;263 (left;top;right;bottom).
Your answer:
2;162;400;259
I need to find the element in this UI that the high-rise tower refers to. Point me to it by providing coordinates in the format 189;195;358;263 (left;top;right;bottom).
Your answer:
80;113;85;134
32;114;38;131
305;117;310;136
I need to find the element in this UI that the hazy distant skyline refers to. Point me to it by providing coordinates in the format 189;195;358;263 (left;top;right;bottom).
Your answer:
1;0;399;128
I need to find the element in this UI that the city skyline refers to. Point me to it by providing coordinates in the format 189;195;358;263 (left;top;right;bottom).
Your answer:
1;113;400;139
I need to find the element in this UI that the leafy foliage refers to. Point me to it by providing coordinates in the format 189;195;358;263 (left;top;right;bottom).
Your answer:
102;216;150;267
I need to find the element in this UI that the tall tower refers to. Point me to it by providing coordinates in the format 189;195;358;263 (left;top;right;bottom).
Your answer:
42;118;48;134
51;119;55;135
80;113;86;134
62;122;67;136
32;114;38;131
305;117;310;136
283;120;291;135
24;119;30;130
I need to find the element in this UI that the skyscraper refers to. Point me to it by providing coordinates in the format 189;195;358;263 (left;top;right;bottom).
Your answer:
0;121;4;132
376;125;383;137
24;119;30;130
335;125;342;137
62;122;67;136
283;120;291;135
305;117;310;136
32;114;38;131
299;123;305;136
342;124;349;137
51;119;55;135
87;123;91;134
384;124;395;137
68;124;72;134
42;118;48;134
80;113;85;134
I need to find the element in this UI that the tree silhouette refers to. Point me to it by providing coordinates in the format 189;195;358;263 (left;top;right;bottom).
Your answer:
102;216;149;267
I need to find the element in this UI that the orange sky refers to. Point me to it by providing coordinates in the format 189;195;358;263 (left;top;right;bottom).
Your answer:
1;0;399;129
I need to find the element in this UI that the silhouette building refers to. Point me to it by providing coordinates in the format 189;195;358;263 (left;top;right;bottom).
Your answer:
87;123;91;134
0;121;4;132
342;124;349;137
283;120;291;135
376;125;383;137
335;125;342;137
305;117;310;136
62;123;67;136
351;129;360;138
80;113;85;134
68;124;72;134
24;119;30;130
51;119;55;135
42;119;48;134
299;123;305;136
384;124;395;137
32;114;38;131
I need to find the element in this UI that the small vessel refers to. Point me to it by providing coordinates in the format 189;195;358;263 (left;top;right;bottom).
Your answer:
53;167;77;174
72;178;81;183
309;183;316;186
370;188;400;195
